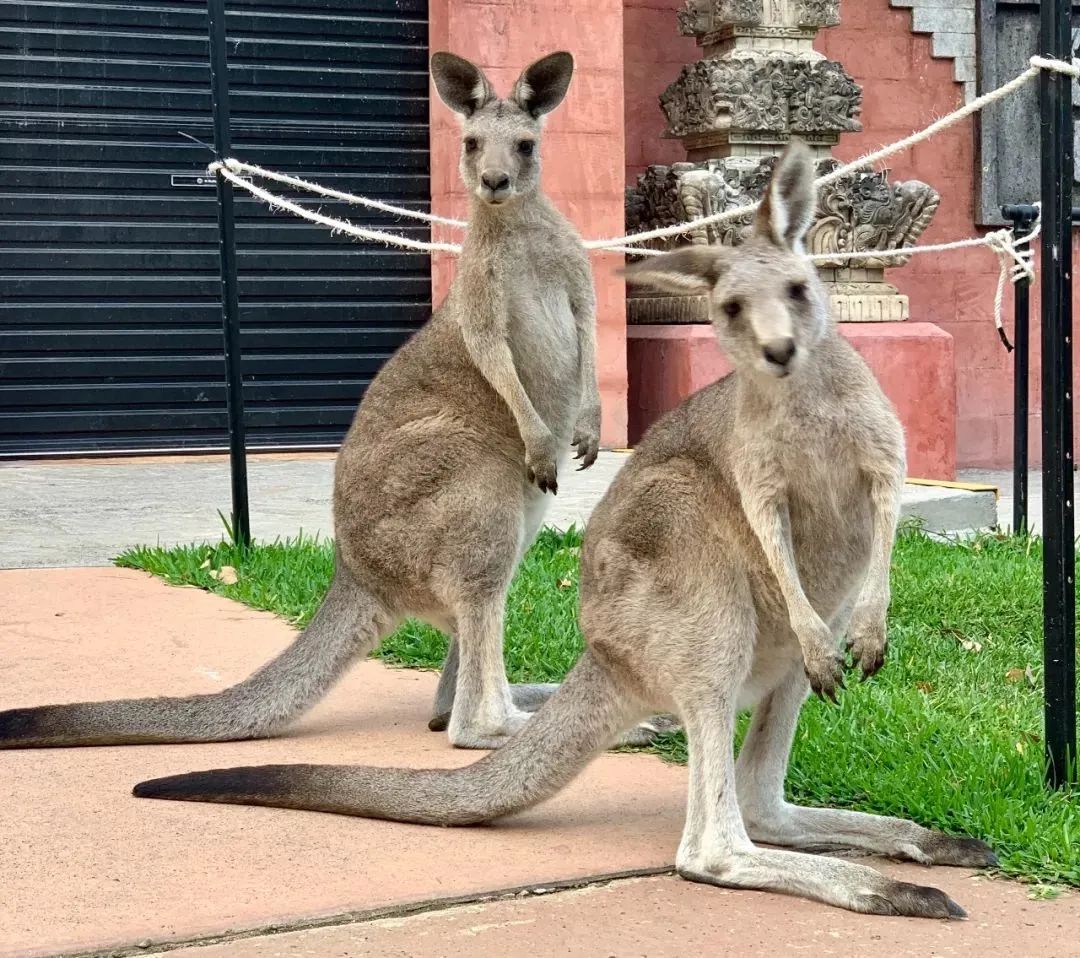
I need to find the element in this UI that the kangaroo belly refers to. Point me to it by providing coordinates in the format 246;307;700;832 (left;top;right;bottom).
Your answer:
791;489;874;621
510;287;581;440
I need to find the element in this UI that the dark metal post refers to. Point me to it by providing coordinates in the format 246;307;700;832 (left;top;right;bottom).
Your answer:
206;0;250;547
1038;0;1075;788
1002;204;1039;534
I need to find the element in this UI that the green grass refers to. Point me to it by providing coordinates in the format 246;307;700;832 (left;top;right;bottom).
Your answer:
116;525;1080;887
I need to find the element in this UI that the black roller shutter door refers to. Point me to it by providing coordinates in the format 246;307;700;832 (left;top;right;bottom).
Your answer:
0;0;431;455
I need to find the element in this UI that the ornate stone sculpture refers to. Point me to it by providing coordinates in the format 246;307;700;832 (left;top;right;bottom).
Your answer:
660;57;860;140
626;0;939;324
678;0;840;37
795;0;840;27
627;156;940;323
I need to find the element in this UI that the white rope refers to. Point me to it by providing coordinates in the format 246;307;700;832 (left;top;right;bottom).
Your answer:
210;162;464;254
626;212;1040;348
206;48;1070;345
220;157;468;229
584;55;1078;251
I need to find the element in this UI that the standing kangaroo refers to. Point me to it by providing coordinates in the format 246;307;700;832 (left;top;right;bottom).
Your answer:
134;143;996;918
0;51;610;751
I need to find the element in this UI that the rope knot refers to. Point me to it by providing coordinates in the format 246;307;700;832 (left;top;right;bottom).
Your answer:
989;205;1042;353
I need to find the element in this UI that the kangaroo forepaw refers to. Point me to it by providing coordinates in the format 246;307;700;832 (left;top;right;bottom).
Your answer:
571;430;599;471
525;462;558;495
846;616;888;679
804;648;846;703
525;432;560;495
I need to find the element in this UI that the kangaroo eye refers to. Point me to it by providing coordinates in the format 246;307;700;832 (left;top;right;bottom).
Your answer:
722;300;742;319
464;137;479;153
788;282;807;302
517;140;535;156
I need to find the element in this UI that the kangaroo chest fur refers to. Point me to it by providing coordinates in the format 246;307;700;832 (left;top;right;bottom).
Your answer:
479;216;585;443
507;271;581;439
771;440;874;619
738;389;877;627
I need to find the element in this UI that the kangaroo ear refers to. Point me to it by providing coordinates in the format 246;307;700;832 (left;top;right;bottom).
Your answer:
511;51;574;118
753;139;817;251
430;52;495;117
621;247;729;295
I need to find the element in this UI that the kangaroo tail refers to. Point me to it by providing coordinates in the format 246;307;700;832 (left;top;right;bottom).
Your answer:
0;565;383;749
133;650;640;825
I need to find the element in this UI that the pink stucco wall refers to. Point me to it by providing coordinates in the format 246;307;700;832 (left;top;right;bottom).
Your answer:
623;0;698;185
622;0;1080;468
428;0;629;447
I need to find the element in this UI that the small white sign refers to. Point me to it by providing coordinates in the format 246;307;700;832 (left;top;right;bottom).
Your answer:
171;173;252;188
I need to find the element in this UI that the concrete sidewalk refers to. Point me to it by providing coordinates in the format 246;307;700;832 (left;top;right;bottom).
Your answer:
0;452;625;569
2;568;1074;957
2;452;997;569
959;467;1080;534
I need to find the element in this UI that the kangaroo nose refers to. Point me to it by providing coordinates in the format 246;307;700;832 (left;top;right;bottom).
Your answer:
763;338;796;367
481;170;510;193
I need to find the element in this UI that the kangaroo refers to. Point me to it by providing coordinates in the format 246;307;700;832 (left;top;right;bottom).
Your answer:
0;51;630;751
131;142;996;918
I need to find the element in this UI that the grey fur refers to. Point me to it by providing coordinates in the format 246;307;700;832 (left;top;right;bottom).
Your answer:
134;142;996;918
0;51;608;752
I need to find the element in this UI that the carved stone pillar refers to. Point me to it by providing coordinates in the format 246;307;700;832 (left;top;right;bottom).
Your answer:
625;0;939;326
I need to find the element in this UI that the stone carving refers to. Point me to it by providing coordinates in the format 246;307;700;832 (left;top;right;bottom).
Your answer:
678;0;763;36
808;159;940;268
660;57;861;138
795;0;840;28
788;62;863;135
625;161;752;250
676;0;704;37
823;279;910;323
625;155;940;270
627;0;939;324
718;0;763;24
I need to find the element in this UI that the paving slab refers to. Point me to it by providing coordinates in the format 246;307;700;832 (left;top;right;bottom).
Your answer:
960;467;1080;535
0;451;627;570
0;569;1065;958
901;481;998;534
163;873;1079;958
0;568;687;958
2;452;997;570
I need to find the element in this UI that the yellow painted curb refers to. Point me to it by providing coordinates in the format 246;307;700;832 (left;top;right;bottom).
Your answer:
906;478;1000;500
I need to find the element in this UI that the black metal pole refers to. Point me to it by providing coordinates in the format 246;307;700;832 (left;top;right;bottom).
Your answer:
206;0;251;548
1002;204;1039;534
1038;0;1075;788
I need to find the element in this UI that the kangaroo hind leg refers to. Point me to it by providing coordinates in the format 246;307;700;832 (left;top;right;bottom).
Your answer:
735;660;996;868
428;638;559;732
673;616;966;918
444;597;532;749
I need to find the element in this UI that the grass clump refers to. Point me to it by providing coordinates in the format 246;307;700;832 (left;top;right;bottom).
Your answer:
117;526;1080;886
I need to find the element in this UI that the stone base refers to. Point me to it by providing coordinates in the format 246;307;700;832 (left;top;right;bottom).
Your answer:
826;283;910;323
627;290;710;325
628;282;911;325
627;321;957;480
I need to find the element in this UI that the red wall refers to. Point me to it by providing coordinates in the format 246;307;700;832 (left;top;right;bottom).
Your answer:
429;0;629;447
623;0;1080;468
623;0;698;185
